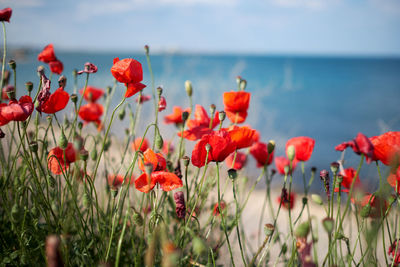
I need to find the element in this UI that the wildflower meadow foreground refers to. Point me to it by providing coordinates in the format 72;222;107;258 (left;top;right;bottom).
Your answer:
1;7;400;267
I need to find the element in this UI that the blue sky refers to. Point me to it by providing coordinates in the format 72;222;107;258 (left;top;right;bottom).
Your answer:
3;0;400;55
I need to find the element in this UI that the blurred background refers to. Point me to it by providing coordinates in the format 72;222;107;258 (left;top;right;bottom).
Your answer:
2;0;400;190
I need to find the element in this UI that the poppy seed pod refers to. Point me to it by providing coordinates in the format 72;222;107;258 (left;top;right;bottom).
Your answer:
8;60;16;70
267;140;275;154
25;81;33;92
181;111;189;122
322;217;334;234
58;75;67;88
236;76;242;86
79;149;88;161
70;94;78;104
264;223;275;236
218;111;226;122
37;65;45;77
185;80;193;97
182;156;190;167
360;204;371;218
144;45;150;55
58;129;68;150
239;79;247;91
157;86;163;97
29;141;38;153
294;221;310;238
311;194;323;205
287;145;295;162
330;162;339;174
5;85;15;100
209;104;216;117
227;168;237;180
118;108;125;120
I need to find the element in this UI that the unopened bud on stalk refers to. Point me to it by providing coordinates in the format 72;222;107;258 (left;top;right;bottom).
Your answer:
330;162;339;174
144;45;150;55
193;237;206;255
58;75;67;88
360;204;371;218
239;79;247;91
322;217;334;234
294;221;310;238
284;166;290;175
80;149;88;161
185;80;193;97
209;104;216;116
311;194;323;205
205;143;211;152
302;197;308;205
287;145;295;162
182;156;190;167
25;81;33;92
78;122;83;130
236;76;242;86
157;86;163;97
228;168;237;180
311;166;317;173
264;223;275;236
70;94;78;104
118;108;125;120
155;133;163;150
181;111;189;122
8;60;16;70
111;188;118;198
218;111;226;122
91;149;97;161
59;128;68;149
29;141;38;153
5;85;15;100
267;140;275;154
104;139;111;151
132;212;143;226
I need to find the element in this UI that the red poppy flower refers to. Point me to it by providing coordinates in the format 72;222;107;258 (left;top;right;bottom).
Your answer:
38;44;57;63
277;189;296;210
47;143;76;175
223;91;251;124
136;94;151;103
164;106;190;125
110;58;146;98
225;152;247;170
0;95;34;123
179;105;220;141
0;8;12;22
339;167;361;191
0;103;8;126
213;201;226;216
286;136;315;162
387;166;400;193
249;142;274;167
158;96;166;111
108;174;135;188
37;87;69;114
131;137;149;152
80;86;104;102
191;129;236;168
225;125;257;149
135;171;183;193
274;156;298;175
138;148;167;173
78;103;103;126
388;239;400;266
335;133;374;161
77;62;98;75
370;132;400;166
49;60;63;75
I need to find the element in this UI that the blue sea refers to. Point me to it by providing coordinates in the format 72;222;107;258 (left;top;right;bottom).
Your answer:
12;50;400;190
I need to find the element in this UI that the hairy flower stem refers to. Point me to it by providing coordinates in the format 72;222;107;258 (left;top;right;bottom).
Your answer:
232;179;247;266
250;234;270;266
68;72;89;140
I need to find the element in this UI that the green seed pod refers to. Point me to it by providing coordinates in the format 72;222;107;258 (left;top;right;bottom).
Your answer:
267;140;275;154
311;194;323;205
157;86;163;97
78;121;83;130
80;149;88;161
29;141;38;153
25;81;33;92
322;217;334;234
58;128;68;149
118;108;126;120
90;149;97;161
104;139;111;152
209;104;216;116
227;168;237;180
287;145;296;162
264;223;275;236
360;204;371;218
182;156;190;167
239;79;247;91
330;162;339;174
218;111;226;122
182;111;189;122
185;80;193;97
283;166;290;175
144;45;150;55
205;143;211;152
192;237;206;255
8;59;16;70
70;94;78;104
294;221;310;238
302;197;308;205
155;133;163;150
132;212;144;226
58;75;67;88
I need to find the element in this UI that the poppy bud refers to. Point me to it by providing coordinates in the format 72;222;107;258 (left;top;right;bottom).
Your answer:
264;223;275;236
132;212;143;226
281;243;288;254
80;149;88;161
294;221;310;238
302;197;308;205
8;60;16;70
5;85;15;100
218;111;226;122
311;194;323;205
239;79;247;91
144;45;150;55
322;217;334;234
311;166;317;173
29;141;38;153
91;149;97;161
336;175;343;189
360;204;371;218
267;140;275;154
58;75;67;88
330;162;339;174
104;139;111;152
155;133;163;150
185;80;193;97
25;81;33;92
205;143;211;152
236;76;242;86
209;104;216;116
37;65;45;77
284;165;290;175
0;129;4;139
118;108;125;120
182;111;189;122
182;156;190;167
59;129;68;149
78;121;83;130
70;94;78;104
228;168;237;180
157;86;163;97
287;145;295;162
193;237;207;255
